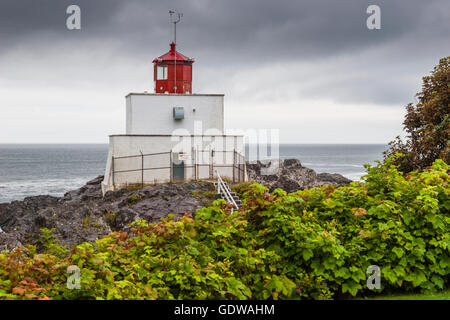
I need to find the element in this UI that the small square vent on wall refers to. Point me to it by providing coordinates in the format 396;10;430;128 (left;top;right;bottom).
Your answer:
173;107;184;120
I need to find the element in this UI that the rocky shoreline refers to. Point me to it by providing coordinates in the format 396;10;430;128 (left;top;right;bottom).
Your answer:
247;158;351;193
0;159;351;252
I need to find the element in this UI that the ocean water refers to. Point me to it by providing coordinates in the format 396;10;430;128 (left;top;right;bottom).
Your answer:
0;144;108;203
0;144;388;203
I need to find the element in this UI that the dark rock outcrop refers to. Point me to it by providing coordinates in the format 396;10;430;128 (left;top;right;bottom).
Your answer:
0;176;215;252
246;158;352;193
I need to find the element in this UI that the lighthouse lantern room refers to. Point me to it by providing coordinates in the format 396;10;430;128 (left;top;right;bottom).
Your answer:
153;42;194;94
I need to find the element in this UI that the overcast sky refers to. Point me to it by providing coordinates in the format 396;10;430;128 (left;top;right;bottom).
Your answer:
0;0;449;143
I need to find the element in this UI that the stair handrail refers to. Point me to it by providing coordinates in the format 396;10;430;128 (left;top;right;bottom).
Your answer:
216;170;239;211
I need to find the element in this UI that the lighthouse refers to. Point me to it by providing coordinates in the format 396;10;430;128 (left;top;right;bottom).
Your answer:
101;13;246;194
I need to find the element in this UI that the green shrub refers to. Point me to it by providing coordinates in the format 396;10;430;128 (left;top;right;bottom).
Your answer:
0;158;448;300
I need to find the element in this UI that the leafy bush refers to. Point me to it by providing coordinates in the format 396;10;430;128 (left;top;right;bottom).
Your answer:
0;158;448;300
39;228;69;259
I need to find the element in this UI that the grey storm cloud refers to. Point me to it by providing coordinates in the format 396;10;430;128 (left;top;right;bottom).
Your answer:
0;0;449;106
1;0;447;58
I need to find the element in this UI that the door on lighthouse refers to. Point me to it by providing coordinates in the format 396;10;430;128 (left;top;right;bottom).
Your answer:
172;153;185;181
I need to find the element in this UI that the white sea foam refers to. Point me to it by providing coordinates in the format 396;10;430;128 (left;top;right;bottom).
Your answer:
0;177;97;203
302;162;365;168
345;172;367;181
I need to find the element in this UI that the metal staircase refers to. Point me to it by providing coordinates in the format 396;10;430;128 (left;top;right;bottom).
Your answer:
214;171;242;212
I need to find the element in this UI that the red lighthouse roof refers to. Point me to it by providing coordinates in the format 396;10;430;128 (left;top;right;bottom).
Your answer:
153;42;193;63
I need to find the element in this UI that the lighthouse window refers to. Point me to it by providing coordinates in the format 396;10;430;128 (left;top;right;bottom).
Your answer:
157;65;168;80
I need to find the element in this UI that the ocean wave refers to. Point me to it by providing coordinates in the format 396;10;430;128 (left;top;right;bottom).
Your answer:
343;172;367;181
302;163;365;168
0;177;98;203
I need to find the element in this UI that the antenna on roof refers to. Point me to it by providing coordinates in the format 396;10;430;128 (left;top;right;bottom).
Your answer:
169;10;183;93
169;10;183;45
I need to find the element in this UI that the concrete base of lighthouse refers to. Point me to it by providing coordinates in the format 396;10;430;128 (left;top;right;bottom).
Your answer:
102;89;246;194
101;134;247;194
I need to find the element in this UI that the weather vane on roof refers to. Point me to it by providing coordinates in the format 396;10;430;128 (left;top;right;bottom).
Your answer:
169;10;183;93
169;10;183;45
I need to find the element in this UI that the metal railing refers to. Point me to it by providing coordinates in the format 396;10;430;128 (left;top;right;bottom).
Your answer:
111;149;246;189
216;170;239;212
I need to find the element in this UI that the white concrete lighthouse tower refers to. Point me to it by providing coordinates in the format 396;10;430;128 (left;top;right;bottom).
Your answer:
101;15;246;194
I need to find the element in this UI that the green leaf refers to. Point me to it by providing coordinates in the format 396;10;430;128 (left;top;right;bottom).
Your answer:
302;249;313;261
431;275;444;289
392;247;404;258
